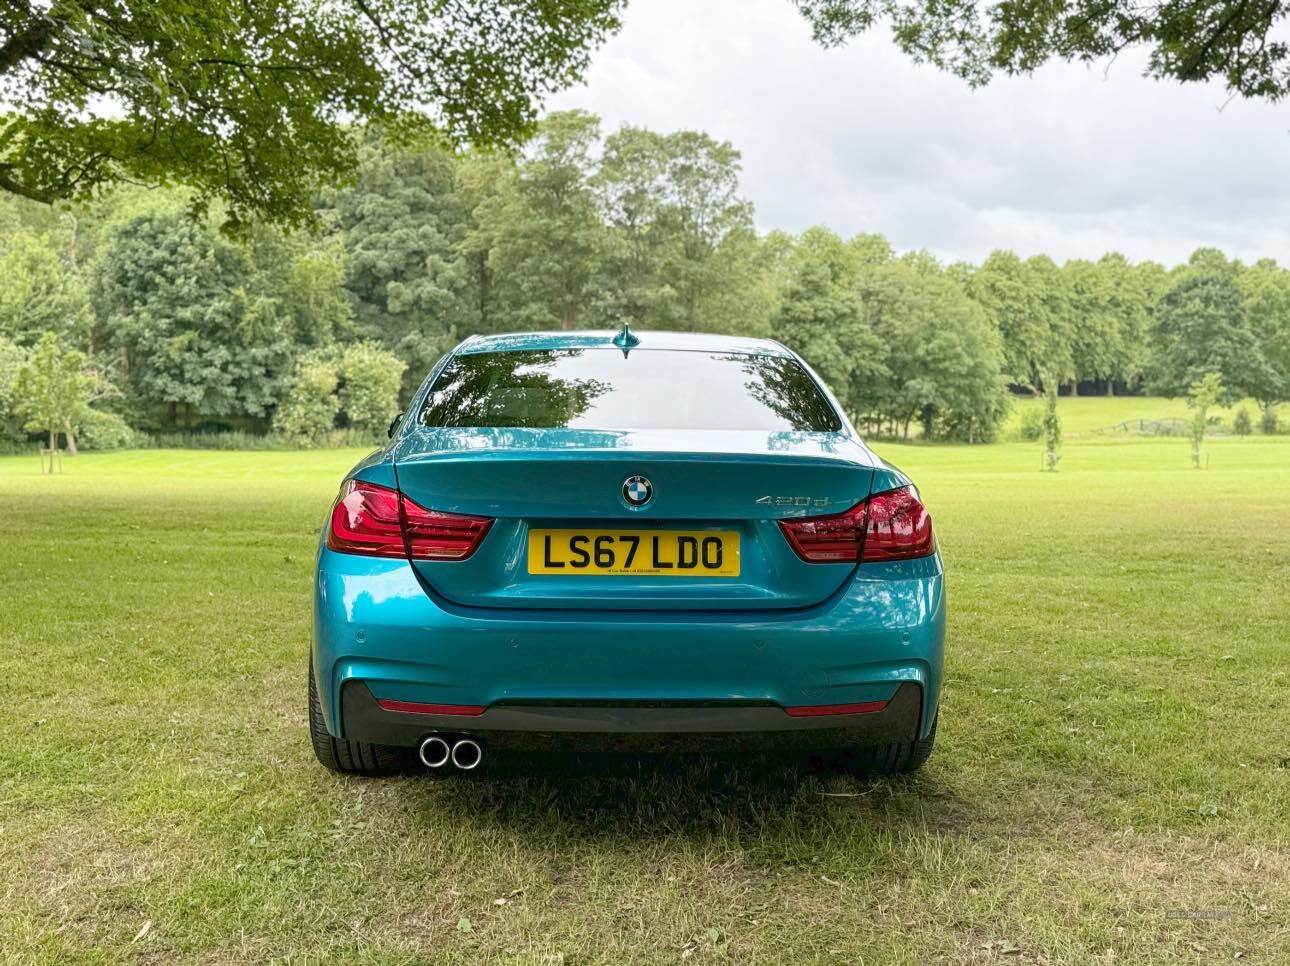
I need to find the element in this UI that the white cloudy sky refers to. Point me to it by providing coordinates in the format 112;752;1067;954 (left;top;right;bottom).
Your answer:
548;0;1290;266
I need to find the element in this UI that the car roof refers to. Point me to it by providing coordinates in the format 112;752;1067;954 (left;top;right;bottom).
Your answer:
455;330;795;358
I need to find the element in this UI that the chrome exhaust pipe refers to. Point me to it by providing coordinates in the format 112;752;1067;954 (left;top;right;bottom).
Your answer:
418;735;451;769
450;738;483;771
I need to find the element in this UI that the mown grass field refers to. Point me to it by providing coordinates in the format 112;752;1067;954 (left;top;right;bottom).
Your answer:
2;399;1287;963
1003;394;1271;437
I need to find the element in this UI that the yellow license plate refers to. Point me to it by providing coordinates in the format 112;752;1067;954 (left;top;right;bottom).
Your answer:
528;529;740;577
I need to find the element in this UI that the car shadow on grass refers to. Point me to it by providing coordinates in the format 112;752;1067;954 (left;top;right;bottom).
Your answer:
399;749;967;843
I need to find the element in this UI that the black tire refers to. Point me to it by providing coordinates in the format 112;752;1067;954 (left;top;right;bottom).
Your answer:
837;712;937;776
308;660;408;776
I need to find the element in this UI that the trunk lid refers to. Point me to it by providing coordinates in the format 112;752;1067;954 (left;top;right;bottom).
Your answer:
392;426;876;611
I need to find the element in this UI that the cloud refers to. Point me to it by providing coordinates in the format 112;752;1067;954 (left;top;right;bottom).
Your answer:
549;0;1290;265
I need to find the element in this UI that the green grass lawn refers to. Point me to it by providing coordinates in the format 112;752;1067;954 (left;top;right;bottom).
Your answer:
1003;394;1273;437
2;424;1288;962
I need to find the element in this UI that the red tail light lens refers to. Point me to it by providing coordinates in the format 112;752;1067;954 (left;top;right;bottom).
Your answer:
778;485;933;563
400;494;493;561
328;480;405;558
778;499;869;562
861;486;934;562
327;480;493;561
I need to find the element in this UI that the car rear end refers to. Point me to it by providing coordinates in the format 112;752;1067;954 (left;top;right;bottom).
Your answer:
310;331;944;774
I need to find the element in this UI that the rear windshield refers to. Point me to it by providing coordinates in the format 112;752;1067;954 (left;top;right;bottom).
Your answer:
419;348;842;432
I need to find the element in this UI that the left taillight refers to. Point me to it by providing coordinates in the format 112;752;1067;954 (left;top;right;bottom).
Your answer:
326;480;493;561
778;485;934;563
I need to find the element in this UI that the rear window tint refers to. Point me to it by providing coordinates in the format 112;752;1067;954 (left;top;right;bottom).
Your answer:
419;348;841;432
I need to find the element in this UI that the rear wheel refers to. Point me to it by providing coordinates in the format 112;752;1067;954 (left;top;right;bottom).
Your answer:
308;659;408;776
835;712;937;776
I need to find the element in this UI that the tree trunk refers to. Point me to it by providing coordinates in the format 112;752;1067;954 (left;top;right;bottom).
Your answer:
64;417;78;456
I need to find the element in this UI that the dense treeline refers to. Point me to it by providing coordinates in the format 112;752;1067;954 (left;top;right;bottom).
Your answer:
1;111;1287;451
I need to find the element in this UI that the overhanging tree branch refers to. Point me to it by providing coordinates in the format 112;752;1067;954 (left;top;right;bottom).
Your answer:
0;162;55;202
0;13;57;75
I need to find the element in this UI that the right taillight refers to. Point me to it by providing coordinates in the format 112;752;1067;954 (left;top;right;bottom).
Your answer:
859;486;934;561
327;479;493;561
779;485;933;563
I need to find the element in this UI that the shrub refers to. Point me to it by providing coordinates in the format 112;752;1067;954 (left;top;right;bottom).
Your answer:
77;409;137;450
339;342;407;436
1233;407;1252;436
275;357;340;441
1260;404;1280;435
1018;405;1044;442
274;342;405;441
137;429;378;450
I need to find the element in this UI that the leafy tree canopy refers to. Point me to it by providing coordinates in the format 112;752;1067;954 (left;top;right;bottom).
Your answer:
1150;248;1275;405
0;0;623;230
794;0;1290;103
14;329;107;463
0;226;91;343
92;210;337;428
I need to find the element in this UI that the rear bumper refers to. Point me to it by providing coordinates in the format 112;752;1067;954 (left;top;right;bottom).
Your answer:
339;679;925;751
313;548;945;746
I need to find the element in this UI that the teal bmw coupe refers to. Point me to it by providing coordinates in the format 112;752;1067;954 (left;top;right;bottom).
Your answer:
310;328;944;775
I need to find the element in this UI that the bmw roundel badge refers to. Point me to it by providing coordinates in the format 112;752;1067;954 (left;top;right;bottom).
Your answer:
622;475;653;507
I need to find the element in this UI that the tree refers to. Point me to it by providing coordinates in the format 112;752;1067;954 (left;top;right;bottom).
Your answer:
854;257;1010;442
1150;249;1271;404
1102;253;1158;393
93;212;300;428
1238;258;1290;427
0;334;27;441
1041;379;1061;471
1064;258;1119;391
657;131;761;331
0;1;623;230
1023;254;1075;390
1187;372;1223;468
592;124;768;333
0;229;92;346
795;1;1290;104
480;110;606;330
770;227;887;419
322;133;476;394
967;250;1072;392
593;126;675;325
14;331;103;470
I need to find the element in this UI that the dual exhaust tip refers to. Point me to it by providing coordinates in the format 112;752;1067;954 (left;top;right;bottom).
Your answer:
418;735;482;771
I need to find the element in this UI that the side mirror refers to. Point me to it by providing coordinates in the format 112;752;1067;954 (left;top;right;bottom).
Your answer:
387;411;405;439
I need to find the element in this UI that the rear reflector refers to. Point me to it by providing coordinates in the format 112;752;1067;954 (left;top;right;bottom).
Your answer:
377;698;487;716
778;485;933;563
784;699;889;717
326;479;493;561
